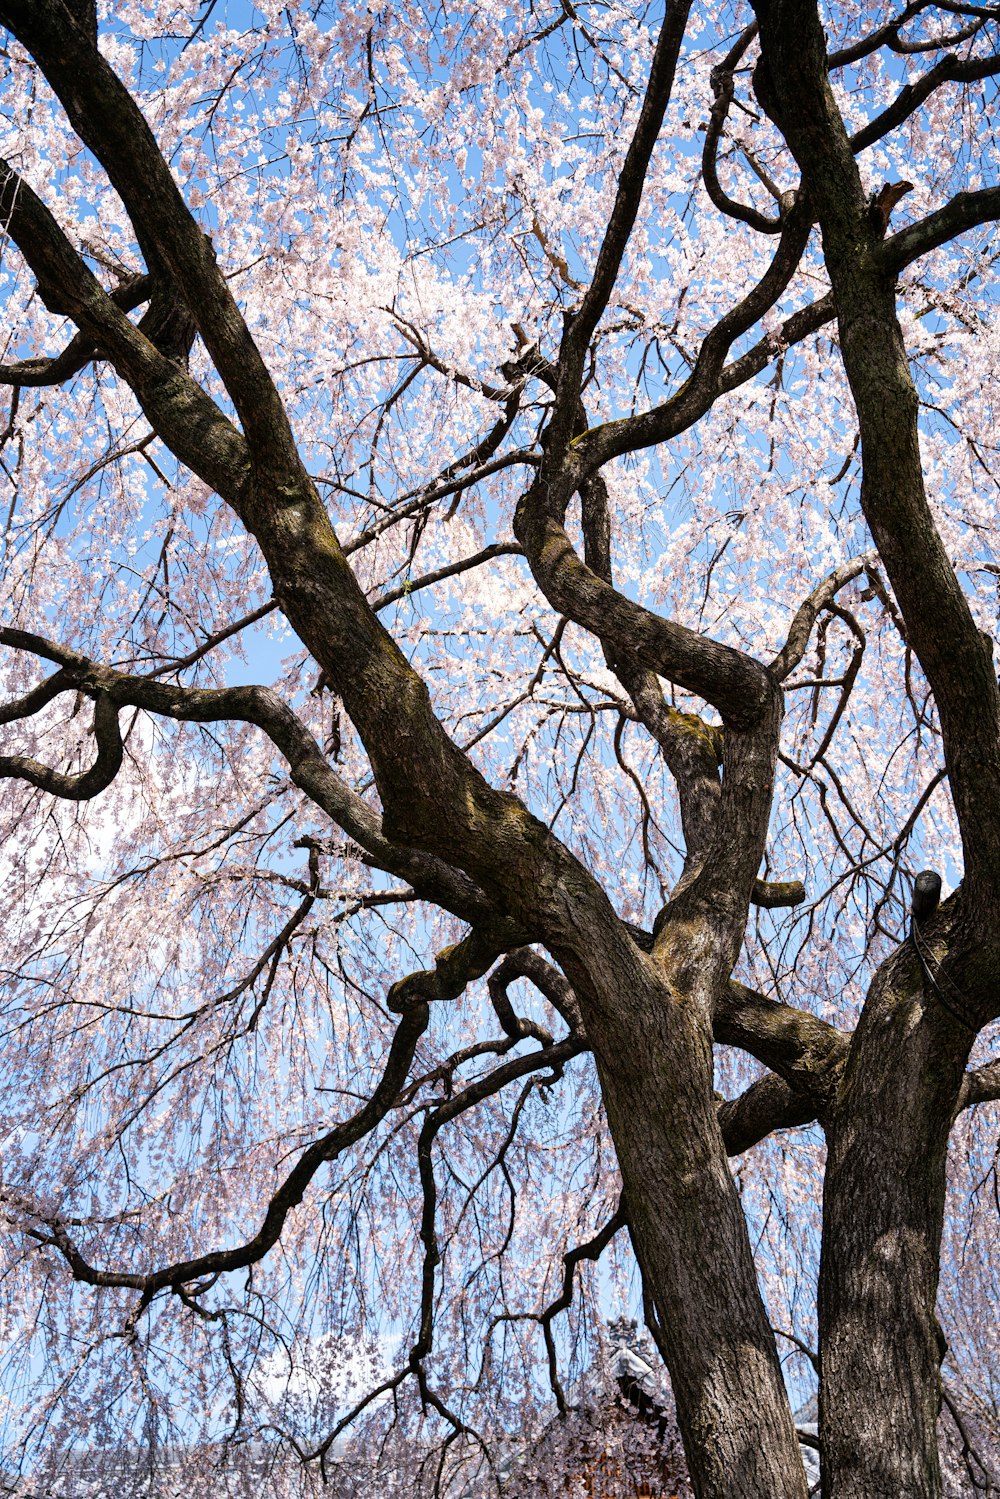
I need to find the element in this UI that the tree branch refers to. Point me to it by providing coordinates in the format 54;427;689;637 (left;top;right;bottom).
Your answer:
568;201;813;472
771;552;878;682
752;0;1000;932
882;186;1000;273
701;22;784;235
850;50;1000;155
957;1056;1000;1111
0;273;152;386
550;0;693;443
0;0;301;482
718;1072;818;1155
0;689;122;800
20;995;431;1296
715;981;849;1112
371;543;524;614
0;628;507;932
0;154;247;501
487;948;576;1041
536;1197;628;1413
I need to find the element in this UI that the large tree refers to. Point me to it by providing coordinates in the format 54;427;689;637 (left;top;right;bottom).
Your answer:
2;0;1000;1494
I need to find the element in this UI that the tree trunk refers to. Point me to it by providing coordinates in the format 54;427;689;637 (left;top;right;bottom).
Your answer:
575;939;809;1499
820;943;973;1497
751;1;1000;1491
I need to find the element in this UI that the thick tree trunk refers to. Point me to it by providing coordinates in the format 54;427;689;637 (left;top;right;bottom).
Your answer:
575;941;809;1499
751;2;1000;1493
820;944;973;1498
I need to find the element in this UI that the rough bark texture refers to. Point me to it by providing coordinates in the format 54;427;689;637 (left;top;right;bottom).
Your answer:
820;940;973;1498
752;1;1000;1493
587;964;809;1498
3;2;1000;1496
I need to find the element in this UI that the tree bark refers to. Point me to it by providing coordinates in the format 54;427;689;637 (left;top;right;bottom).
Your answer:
570;945;810;1499
12;5;1000;1496
751;3;1000;1492
819;938;973;1498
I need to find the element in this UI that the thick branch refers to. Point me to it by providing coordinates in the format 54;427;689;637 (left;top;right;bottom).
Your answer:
567;201;813;472
0;667;73;724
715;981;848;1113
1;0;301;482
0;274;152;386
718;1072;817;1155
850;50;1000;154
827;1;993;67
0;690;122;800
514;488;779;730
0;155;248;500
386;928;509;1013
957;1056;1000;1110
882;186;1000;273
0;629;504;931
752;0;1000;926
531;465;784;938
579;471;727;884
488;947;579;1040
827;1;936;67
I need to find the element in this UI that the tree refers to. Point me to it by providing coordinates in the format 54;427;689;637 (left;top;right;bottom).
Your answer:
1;0;1000;1493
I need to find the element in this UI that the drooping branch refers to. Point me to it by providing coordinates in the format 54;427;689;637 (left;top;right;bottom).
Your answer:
0;628;506;932
0;273;152;386
0;690;122;800
487;948;577;1041
19;992;432;1297
771;552;878;682
0;666;74;723
410;1033;587;1368
536;1196;629;1414
302;1026;591;1468
701;22;784;235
